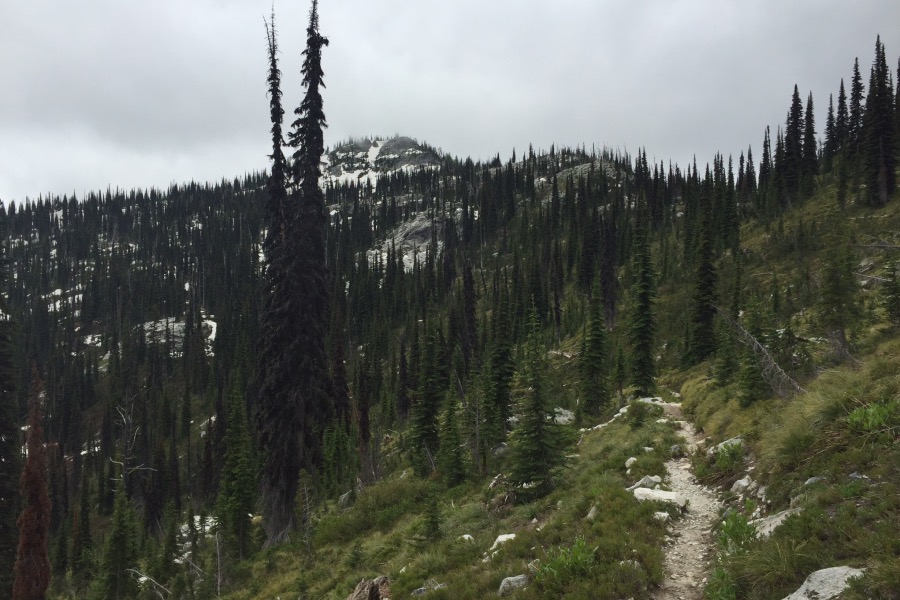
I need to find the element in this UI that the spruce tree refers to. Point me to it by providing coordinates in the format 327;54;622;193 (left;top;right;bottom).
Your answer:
849;57;865;151
883;260;900;326
817;209;858;361
862;36;896;207
90;479;138;600
686;181;718;365
436;396;465;486
12;366;51;600
836;78;849;151
70;480;92;583
509;308;565;499
801;92;818;197
579;280;610;417
0;204;19;597
217;380;256;560
257;0;331;547
627;214;657;395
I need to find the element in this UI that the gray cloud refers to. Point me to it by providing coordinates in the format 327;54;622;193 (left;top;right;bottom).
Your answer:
2;0;898;202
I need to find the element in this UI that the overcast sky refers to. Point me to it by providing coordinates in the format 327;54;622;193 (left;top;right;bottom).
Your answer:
1;0;898;203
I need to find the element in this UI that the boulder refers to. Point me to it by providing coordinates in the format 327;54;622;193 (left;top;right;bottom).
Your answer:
707;437;743;457
498;574;528;596
781;566;864;600
625;456;638;468
633;487;687;508
627;475;662;491
670;444;683;458
345;578;382;600
731;477;752;495
459;534;474;542
489;533;516;551
653;511;670;522
339;491;354;509
553;407;575;425
751;508;800;539
585;504;598;521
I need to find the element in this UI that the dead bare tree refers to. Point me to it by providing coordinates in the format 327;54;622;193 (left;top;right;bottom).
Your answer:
715;306;806;398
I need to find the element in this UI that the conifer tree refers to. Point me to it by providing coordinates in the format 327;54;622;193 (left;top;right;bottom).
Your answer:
0;204;19;597
627;214;657;394
12;366;51;600
836;78;849;151
784;85;805;202
849;58;865;151
411;323;442;477
818;209;858;361
824;93;836;171
883;260;900;326
509;308;565;499
801;92;818;197
217;380;256;560
257;0;331;547
90;479;138;600
579;280;609;417
70;480;92;583
862;36;896;207
437;396;465;486
686;182;718;365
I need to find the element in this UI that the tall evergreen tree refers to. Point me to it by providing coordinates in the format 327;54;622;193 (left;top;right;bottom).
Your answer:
862;36;896;207
836;78;849;151
849;57;865;151
801;91;818;197
217;380;256;560
0;204;20;597
686;182;718;365
257;1;332;547
628;214;657;394
579;280;609;417
12;366;51;600
89;479;138;600
509;308;565;499
818;210;858;361
784;85;805;202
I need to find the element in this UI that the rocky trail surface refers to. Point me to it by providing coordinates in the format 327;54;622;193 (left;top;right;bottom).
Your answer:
654;402;722;600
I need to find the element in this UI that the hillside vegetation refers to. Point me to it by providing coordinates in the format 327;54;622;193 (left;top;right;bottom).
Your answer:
0;16;897;600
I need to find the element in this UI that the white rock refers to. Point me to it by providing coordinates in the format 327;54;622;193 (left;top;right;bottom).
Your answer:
633;487;687;508
489;533;516;552
732;477;752;495
459;534;474;542
781;566;864;600
707;437;743;457
553;407;575;425
625;457;638;468
751;509;801;539
586;505;598;521
499;574;528;596
636;396;663;404
643;447;654;453
653;511;670;522
627;475;663;491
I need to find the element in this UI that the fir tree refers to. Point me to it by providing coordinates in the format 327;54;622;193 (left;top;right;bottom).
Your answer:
509;308;566;499
862;36;896;207
89;479;138;600
217;380;256;560
0;204;19;597
817;209;858;361
579;280;610;417
257;0;332;547
836;78;849;151
801;92;818;197
70;480;92;583
849;57;865;151
627;214;657;395
436;396;465;486
685;181;718;365
883;260;900;326
411;323;442;477
13;366;51;600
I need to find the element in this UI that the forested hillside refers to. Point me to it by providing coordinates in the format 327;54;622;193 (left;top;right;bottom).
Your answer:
0;11;897;600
